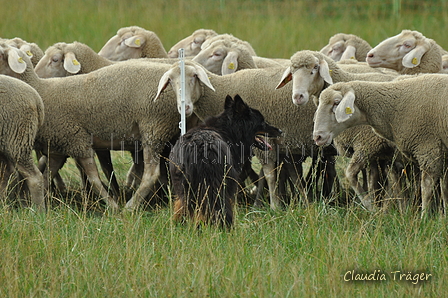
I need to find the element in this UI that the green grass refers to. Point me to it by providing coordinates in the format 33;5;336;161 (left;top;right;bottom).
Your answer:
1;0;448;296
1;203;447;297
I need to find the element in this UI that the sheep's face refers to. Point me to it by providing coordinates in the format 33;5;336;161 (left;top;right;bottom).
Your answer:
35;47;67;78
168;30;217;58
155;62;215;117
168;35;206;58
321;40;346;62
99;32;144;61
192;43;229;75
313;85;358;146
276;51;332;105
366;30;429;71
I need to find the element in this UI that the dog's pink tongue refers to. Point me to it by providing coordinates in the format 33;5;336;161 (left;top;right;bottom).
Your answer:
256;136;273;150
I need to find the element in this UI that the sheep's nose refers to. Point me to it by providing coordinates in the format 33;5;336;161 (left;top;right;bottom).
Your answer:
367;53;374;58
313;134;322;143
293;93;308;105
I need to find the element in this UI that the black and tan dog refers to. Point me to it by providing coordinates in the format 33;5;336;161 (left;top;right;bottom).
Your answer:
169;94;282;228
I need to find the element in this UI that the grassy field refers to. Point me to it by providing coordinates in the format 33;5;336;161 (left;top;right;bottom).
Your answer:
1;0;448;297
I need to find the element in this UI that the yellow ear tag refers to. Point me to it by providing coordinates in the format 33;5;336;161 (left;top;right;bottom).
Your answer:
134;39;141;46
329;69;333;75
26;51;33;56
18;57;24;63
73;59;80;65
345;107;353;114
228;62;235;70
350;56;355;59
412;57;418;65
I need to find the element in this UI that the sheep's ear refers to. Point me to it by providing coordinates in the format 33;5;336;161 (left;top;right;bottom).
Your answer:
194;64;215;91
63;52;81;74
319;59;333;85
19;45;34;58
334;89;355;123
221;51;238;75
275;67;292;89
124;35;145;48
154;71;171;101
402;42;430;68
7;47;27;74
340;45;357;61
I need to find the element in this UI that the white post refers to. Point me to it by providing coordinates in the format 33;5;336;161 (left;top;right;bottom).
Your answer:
179;48;186;136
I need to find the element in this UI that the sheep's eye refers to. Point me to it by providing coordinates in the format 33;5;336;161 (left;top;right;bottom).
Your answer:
52;57;59;63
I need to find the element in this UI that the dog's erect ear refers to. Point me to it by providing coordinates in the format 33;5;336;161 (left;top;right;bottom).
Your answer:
233;94;249;114
224;94;234;110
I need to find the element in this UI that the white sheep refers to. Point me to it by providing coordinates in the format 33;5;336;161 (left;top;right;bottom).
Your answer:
192;34;288;75
98;26;168;61
35;41;114;78
276;50;398;106
0;43;199;211
276;50;402;211
200;34;257;55
313;75;448;216
0;74;45;210
192;37;258;75
34;41;192;200
167;28;218;58
366;30;443;74
3;37;44;67
320;33;372;62
155;60;338;209
34;41;127;198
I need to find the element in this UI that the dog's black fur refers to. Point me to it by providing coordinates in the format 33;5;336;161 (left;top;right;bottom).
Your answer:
170;94;282;227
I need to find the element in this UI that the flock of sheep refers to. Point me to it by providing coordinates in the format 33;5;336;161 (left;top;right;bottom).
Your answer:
2;26;448;217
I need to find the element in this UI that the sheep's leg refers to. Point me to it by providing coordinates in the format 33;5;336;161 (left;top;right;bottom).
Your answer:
0;156;15;200
95;150;121;198
367;160;381;209
345;156;374;211
124;149;161;211
253;169;266;207
15;158;45;211
277;163;288;205
361;169;368;191
76;157;119;211
42;155;68;193
440;169;448;215
420;171;436;217
262;159;281;210
321;155;338;199
283;161;308;205
386;162;405;212
125;150;144;189
37;153;67;193
304;156;317;197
